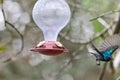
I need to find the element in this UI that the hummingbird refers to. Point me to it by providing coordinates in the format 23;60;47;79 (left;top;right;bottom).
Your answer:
90;34;120;65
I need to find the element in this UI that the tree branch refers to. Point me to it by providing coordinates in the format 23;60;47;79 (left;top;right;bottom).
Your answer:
4;21;24;62
90;9;120;21
59;25;110;45
99;62;107;80
1;5;24;62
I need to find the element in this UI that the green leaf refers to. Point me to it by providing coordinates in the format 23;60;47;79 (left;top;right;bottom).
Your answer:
0;0;3;4
0;45;6;52
92;19;104;33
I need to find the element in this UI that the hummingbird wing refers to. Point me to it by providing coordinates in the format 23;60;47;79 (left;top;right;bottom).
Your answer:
91;42;103;58
98;34;120;55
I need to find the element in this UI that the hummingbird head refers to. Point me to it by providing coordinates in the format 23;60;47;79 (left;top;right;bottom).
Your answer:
104;55;112;61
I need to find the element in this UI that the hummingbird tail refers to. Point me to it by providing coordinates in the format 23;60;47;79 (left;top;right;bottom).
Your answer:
90;52;99;58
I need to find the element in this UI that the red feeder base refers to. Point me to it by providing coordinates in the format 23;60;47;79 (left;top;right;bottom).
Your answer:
30;41;69;56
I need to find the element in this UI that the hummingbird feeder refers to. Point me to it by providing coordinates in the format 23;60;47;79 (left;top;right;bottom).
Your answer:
30;0;71;55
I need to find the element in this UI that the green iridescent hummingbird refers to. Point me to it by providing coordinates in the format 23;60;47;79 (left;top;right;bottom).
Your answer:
90;34;120;65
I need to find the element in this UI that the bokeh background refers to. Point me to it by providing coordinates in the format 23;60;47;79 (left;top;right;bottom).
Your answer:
0;0;120;80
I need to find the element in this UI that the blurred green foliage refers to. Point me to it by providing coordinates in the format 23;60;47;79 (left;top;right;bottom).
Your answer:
83;0;117;13
0;0;3;4
92;20;104;33
0;45;6;52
